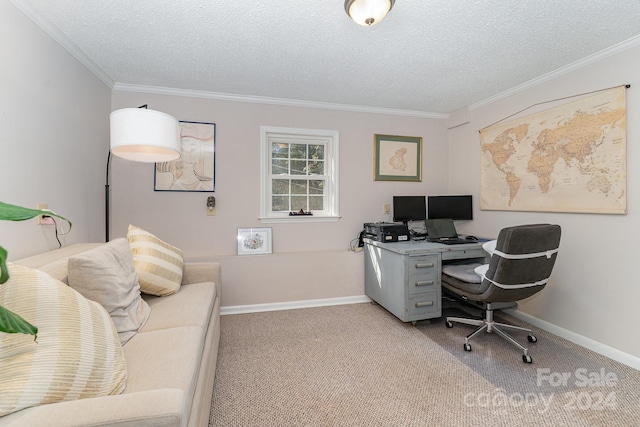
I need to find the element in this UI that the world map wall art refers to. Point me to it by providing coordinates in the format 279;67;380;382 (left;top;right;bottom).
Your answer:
479;86;627;214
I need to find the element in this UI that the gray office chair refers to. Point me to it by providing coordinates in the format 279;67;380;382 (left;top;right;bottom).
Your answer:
442;224;561;363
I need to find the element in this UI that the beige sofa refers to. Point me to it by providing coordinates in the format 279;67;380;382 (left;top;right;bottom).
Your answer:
0;243;221;427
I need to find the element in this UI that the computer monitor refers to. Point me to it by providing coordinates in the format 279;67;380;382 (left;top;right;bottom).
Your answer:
392;196;426;224
427;195;473;220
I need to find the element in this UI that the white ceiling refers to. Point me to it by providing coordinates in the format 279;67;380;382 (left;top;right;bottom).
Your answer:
12;0;640;116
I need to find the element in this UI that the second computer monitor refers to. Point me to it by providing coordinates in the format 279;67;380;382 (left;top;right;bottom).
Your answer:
427;195;473;220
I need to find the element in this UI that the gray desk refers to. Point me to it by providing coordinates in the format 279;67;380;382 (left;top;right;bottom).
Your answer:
363;238;487;324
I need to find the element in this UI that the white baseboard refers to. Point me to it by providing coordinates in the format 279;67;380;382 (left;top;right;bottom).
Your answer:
221;295;371;316
506;308;640;371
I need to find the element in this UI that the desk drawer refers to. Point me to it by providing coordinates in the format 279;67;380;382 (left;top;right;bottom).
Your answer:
408;255;438;276
407;292;441;317
409;277;437;292
441;248;487;261
408;255;438;294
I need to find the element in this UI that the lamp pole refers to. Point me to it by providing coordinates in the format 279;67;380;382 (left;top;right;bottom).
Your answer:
105;151;111;242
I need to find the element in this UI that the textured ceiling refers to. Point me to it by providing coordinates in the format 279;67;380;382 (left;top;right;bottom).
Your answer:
12;0;640;115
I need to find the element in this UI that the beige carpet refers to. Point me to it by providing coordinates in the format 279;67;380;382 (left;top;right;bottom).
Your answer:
209;302;640;426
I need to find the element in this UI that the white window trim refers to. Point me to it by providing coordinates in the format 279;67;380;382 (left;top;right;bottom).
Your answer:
260;126;340;223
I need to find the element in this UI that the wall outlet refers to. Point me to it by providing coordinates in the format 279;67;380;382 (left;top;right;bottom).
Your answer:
383;203;391;215
37;203;54;225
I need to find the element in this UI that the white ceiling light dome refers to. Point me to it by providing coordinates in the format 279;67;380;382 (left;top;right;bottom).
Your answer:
345;0;395;26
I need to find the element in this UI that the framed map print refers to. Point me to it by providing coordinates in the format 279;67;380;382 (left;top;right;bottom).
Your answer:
373;134;422;182
479;86;626;214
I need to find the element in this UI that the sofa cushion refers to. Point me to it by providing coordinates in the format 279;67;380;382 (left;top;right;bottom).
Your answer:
142;281;216;332
122;326;204;395
128;224;184;296
14;243;103;283
0;263;126;416
0;389;188;427
67;238;150;345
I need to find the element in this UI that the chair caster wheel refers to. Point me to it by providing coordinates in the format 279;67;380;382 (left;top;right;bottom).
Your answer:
522;354;532;364
463;343;472;352
527;334;537;343
445;321;453;328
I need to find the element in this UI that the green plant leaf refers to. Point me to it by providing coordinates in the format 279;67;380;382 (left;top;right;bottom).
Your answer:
0;201;72;229
0;201;69;337
0;305;38;339
0;245;7;284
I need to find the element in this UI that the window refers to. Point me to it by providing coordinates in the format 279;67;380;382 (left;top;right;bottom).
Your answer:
260;126;339;222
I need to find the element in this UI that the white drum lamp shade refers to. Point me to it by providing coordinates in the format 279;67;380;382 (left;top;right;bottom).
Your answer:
110;108;181;163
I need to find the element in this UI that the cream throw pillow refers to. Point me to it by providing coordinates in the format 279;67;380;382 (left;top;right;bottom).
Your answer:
127;225;184;296
0;263;126;416
67;238;150;345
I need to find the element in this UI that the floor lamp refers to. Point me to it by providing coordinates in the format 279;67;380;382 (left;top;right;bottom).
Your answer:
106;107;181;241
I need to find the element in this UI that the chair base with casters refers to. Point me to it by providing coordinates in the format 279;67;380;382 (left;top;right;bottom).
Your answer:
445;302;537;364
441;223;561;364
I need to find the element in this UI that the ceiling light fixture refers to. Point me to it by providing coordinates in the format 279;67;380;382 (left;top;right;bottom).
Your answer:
344;0;395;26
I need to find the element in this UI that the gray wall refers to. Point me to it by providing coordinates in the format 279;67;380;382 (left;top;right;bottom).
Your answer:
1;1;110;259
109;90;449;307
448;44;640;366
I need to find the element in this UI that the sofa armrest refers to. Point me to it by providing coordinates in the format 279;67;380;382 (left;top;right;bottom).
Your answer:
0;389;187;427
182;262;220;289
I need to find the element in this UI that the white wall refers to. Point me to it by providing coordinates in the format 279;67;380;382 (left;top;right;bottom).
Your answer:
109;91;449;306
1;2;110;260
448;44;640;360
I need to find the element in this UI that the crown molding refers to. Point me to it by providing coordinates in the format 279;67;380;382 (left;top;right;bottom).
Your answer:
17;0;638;118
14;0;437;118
470;34;640;111
10;0;114;88
112;83;448;119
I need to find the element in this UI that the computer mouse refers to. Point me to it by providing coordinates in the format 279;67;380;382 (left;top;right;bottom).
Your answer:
465;235;477;241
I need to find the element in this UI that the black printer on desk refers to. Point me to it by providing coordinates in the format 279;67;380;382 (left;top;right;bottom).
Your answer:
363;222;410;242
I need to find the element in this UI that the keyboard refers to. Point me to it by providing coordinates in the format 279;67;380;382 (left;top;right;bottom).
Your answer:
428;238;473;245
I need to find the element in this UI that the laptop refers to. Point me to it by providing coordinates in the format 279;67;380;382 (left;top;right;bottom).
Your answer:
425;219;471;245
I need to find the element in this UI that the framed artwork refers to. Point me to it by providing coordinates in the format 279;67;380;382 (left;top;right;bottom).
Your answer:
373;134;422;182
237;228;273;255
154;121;216;192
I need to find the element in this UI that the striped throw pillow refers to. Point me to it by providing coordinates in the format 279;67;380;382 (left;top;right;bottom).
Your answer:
0;263;127;416
127;225;184;296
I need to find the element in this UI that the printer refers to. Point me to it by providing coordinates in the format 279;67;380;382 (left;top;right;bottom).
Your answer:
363;222;410;242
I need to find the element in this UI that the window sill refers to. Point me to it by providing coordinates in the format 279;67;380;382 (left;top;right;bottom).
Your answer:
258;215;341;224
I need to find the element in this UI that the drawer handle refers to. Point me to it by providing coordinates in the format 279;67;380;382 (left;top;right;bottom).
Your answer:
415;301;434;307
415;262;434;268
414;280;434;287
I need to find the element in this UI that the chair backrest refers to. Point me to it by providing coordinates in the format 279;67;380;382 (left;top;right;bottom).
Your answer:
482;223;561;302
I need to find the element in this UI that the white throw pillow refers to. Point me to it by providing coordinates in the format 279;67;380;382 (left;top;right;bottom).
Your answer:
0;263;127;416
127;224;184;296
67;238;150;345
